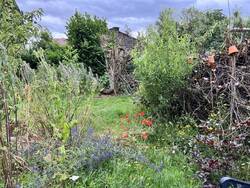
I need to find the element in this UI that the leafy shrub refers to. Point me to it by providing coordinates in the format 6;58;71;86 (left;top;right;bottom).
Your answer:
99;72;110;88
192;111;250;186
19;50;98;141
133;10;195;119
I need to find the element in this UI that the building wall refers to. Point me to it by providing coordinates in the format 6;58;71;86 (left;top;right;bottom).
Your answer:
109;27;137;50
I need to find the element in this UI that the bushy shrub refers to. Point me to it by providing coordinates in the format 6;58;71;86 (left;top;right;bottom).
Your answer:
192;111;250;185
99;72;110;88
133;10;195;118
19;50;98;141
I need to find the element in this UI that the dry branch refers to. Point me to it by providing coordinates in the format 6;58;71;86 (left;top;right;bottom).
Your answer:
187;39;250;123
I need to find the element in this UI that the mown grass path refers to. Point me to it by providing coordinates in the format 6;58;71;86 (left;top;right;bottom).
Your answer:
91;95;136;134
85;95;202;188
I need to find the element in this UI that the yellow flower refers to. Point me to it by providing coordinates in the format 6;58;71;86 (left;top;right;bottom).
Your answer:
178;130;185;136
208;127;213;131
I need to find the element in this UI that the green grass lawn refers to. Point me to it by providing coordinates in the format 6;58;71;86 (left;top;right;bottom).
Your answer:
91;95;137;134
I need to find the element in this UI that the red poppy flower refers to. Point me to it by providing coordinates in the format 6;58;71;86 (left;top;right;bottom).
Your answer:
141;131;149;141
139;112;145;116
121;132;129;139
141;119;153;127
134;111;145;118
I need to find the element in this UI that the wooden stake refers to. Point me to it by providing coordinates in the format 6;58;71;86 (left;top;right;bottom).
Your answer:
230;55;236;127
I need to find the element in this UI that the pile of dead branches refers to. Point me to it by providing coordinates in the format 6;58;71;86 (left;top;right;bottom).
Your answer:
185;39;250;124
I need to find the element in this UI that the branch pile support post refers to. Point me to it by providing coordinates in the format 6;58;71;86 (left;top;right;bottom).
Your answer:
230;54;237;128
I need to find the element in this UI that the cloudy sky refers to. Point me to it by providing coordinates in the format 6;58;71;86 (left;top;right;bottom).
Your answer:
16;0;249;38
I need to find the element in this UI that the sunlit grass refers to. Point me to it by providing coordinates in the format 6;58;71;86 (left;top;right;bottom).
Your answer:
91;95;137;134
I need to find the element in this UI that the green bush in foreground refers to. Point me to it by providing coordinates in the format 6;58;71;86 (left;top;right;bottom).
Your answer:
133;10;195;119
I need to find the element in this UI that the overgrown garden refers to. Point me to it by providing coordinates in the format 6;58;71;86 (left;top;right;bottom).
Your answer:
0;1;249;188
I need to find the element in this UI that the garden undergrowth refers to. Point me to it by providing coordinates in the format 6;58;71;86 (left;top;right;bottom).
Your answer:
11;95;202;188
75;96;201;188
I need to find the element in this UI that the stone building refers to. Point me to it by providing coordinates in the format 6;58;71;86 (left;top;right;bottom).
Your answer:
109;27;137;50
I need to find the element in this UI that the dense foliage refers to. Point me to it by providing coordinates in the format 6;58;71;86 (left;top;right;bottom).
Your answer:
21;31;67;68
0;0;42;58
66;12;108;76
134;8;250;187
177;8;228;52
1;1;249;187
177;8;250;52
133;10;195;118
19;50;97;141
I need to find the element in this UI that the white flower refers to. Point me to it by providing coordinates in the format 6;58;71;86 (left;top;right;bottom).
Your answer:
203;77;209;81
70;176;80;181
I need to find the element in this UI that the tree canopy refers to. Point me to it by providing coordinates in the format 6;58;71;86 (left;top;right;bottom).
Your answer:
0;0;42;57
177;8;228;52
22;30;67;68
66;11;108;76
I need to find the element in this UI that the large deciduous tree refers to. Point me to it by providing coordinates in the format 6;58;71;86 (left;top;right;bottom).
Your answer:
177;8;228;52
66;12;108;76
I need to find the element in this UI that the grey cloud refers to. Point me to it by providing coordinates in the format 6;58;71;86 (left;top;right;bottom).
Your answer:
16;0;250;37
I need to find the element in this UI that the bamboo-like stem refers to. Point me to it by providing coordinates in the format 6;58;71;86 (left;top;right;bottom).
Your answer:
0;82;14;188
230;55;237;127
